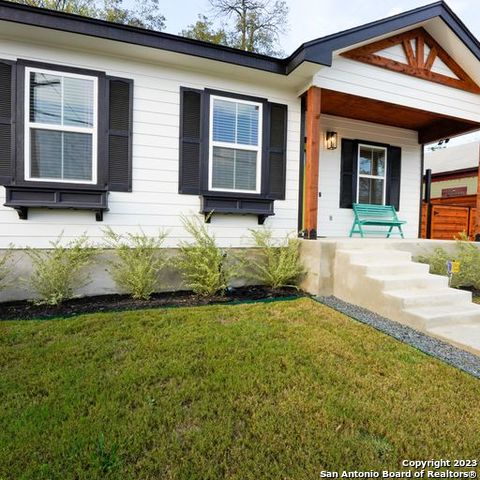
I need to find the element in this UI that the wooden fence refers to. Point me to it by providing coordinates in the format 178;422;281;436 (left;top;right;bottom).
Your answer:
421;202;477;240
429;194;477;207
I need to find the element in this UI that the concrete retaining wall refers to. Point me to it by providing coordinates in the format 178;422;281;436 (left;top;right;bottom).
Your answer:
1;238;472;304
299;238;473;296
0;248;257;303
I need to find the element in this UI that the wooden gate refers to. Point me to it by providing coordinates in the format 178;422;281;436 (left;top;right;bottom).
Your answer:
421;203;477;240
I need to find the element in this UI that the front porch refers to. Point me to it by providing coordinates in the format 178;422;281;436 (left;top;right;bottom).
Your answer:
298;87;480;240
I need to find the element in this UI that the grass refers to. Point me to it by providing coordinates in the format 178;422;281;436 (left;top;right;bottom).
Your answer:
1;298;479;479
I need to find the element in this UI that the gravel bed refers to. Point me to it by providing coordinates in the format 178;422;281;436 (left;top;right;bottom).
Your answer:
316;295;480;379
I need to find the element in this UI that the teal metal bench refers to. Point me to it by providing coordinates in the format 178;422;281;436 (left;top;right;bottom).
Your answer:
349;203;406;238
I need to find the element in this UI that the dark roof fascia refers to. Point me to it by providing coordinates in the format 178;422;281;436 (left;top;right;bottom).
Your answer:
429;166;478;179
1;0;480;78
0;0;285;74
285;1;480;74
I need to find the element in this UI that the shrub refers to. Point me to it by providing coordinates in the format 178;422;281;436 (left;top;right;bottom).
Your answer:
417;234;480;289
176;215;236;297
417;247;449;277
246;228;304;289
103;227;168;300
26;235;97;305
452;237;480;289
0;247;14;292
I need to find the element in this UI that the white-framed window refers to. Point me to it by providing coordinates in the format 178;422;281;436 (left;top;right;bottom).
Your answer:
357;144;387;205
24;67;98;184
208;95;262;194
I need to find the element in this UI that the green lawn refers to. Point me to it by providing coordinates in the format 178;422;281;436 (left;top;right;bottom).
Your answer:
1;298;479;479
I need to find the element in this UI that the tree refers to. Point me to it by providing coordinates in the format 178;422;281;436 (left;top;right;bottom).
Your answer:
181;0;288;56
9;0;166;30
181;14;228;45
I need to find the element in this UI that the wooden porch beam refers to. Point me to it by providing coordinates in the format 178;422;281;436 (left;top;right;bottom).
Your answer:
402;40;415;66
303;86;322;239
424;46;437;71
418;119;480;145
416;35;424;68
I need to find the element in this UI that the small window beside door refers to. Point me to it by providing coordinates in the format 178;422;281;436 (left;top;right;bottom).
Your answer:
339;138;401;210
357;144;387;205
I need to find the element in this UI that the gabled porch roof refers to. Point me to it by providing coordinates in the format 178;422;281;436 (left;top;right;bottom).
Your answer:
287;1;480;75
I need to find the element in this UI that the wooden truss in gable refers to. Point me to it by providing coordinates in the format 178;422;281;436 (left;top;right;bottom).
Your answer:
341;27;480;94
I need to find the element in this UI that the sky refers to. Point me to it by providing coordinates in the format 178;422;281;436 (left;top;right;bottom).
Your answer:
161;0;479;55
159;0;480;147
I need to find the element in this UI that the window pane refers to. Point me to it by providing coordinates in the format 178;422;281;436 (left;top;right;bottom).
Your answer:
30;129;92;181
359;177;384;205
212;146;257;191
63;132;93;180
359;147;372;175
30;72;62;125
371;148;385;176
359;146;385;176
212;146;235;189
30;129;62;178
237;103;259;145
235;150;257;190
212;99;235;143
63;77;94;127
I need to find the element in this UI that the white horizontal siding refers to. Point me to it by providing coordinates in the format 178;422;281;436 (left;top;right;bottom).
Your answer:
0;38;301;249
314;55;480;122
317;115;421;238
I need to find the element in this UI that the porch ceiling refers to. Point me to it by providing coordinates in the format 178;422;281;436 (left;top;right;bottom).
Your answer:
320;89;480;144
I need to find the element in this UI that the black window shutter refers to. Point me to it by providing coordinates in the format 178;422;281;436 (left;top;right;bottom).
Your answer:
107;76;133;192
266;102;288;200
0;60;15;186
179;87;203;195
339;138;358;208
386;145;402;210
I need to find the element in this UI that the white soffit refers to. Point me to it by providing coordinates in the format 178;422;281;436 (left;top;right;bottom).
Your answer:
424;17;480;85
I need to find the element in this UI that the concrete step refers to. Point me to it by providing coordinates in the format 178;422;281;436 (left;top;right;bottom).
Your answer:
332;243;480;355
404;303;480;328
427;323;480;356
350;261;430;276
334;240;405;251
336;249;412;264
366;272;448;290
383;287;472;309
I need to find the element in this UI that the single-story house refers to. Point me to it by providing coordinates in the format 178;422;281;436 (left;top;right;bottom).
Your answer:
1;0;480;249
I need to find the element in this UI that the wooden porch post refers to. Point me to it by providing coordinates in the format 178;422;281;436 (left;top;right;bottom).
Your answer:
303;86;322;239
475;144;480;241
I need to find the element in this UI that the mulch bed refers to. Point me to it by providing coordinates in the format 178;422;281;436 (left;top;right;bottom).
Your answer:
459;286;480;295
0;286;304;321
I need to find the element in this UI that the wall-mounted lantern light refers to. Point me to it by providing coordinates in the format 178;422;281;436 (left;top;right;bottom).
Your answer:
325;131;338;150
